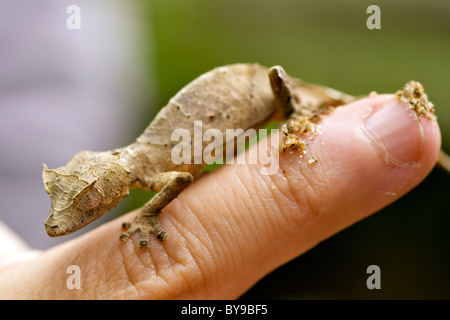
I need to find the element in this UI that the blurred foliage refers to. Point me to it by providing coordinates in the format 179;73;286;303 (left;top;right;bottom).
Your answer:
123;0;449;299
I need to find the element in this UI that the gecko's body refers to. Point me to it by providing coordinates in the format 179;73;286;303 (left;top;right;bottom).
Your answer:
42;63;355;248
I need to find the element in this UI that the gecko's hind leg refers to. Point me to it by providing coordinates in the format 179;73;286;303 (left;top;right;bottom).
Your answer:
268;65;299;118
119;171;193;248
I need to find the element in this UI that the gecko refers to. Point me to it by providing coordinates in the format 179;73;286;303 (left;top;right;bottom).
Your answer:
42;63;442;249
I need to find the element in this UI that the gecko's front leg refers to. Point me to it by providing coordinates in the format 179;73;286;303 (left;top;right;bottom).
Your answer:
119;171;193;248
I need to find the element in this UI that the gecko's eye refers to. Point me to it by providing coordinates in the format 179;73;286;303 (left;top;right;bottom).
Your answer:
78;187;103;210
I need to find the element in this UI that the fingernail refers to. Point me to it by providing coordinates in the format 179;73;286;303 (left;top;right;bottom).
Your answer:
363;98;424;166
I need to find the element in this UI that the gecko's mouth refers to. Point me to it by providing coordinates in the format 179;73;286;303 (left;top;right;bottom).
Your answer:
44;210;89;237
44;219;61;237
44;212;65;237
44;212;72;237
44;204;109;237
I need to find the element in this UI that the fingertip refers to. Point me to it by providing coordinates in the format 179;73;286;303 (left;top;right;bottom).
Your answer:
299;93;441;209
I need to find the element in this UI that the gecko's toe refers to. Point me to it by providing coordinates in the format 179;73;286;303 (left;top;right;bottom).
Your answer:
139;240;149;248
119;229;133;242
119;221;137;242
137;226;166;248
138;236;149;249
119;214;167;248
119;233;129;242
156;230;168;241
121;222;131;230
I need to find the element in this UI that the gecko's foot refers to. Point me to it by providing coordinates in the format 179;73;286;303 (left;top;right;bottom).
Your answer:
119;213;167;248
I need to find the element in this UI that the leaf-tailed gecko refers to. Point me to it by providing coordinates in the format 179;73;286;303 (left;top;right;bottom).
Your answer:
42;63;440;248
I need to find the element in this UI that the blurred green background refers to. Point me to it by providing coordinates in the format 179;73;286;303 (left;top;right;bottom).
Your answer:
124;0;450;299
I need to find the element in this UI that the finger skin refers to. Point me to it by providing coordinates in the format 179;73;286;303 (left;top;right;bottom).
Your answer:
0;94;441;299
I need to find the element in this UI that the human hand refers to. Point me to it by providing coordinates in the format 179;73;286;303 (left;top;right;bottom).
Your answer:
0;93;441;299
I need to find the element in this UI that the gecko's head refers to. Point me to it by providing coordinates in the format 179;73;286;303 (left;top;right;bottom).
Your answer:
42;151;132;237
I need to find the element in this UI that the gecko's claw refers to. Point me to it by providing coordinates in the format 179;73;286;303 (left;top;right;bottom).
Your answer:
121;222;131;230
119;213;167;248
